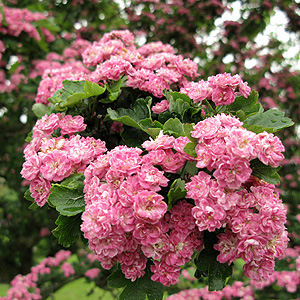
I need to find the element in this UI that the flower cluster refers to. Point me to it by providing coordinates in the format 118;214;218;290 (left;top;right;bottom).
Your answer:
1;250;72;300
184;114;287;281
166;281;255;300
35;29;199;103
180;73;251;106
81;141;203;286
35;61;91;104
21;113;106;206
192;113;285;187
0;5;51;42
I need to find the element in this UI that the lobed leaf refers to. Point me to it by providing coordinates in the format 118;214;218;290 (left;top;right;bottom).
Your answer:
227;90;262;120
52;214;82;248
243;108;294;133
194;231;233;291
250;159;281;185
48;173;85;216
167;178;187;209
163;117;185;137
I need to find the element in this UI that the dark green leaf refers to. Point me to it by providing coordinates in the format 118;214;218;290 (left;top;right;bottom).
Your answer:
107;266;131;288
250;159;281;185
24;189;35;202
121;126;150;147
181;161;199;178
227;90;262;121
168;92;191;119
167;178;187;209
53;80;106;109
48;173;85;216
182;107;203;124
195;231;233;291
208;259;232;291
139;119;163;138
243;109;294;133
52;214;82;248
108;263;163;300
106;98;152;131
28;202;39;210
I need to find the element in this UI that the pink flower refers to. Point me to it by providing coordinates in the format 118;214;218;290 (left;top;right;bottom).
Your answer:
192;198;226;232
133;190;167;223
29;177;51;207
61;262;75;277
192;118;221;140
152;100;169;114
186;171;211;200
180;80;211;103
256;131;285;167
215;230;239;264
21;154;42;181
137;164;169;191
108;146;142;175
142;130;175;151
133;221;168;246
40;150;72;182
59;115;87;136
151;260;181;286
85;268;101;279
161;149;186;173
213;157;252;189
33;113;60;138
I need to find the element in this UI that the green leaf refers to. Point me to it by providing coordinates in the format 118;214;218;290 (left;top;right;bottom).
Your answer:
167;178;187;209
181;160;199;178
48;174;85;216
227;90;262;121
32;103;48;118
182;107;203;124
183;142;197;158
52;214;82;248
243;109;294;133
167;91;191;119
28;202;39;210
208;259;233;291
195;231;233;291
163;118;185;137
139;119;163;138
106;98;152;131
121;126;150;147
55;80;106;109
24;189;35;202
108;263;163;300
183;123;197;143
106;76;127;101
250;159;281;185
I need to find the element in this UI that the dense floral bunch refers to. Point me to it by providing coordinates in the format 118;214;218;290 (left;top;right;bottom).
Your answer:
35;29;199;104
82;138;203;286
20;30;293;298
0;4;57;94
0;5;53;42
21;113;106;206
80;117;287;284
